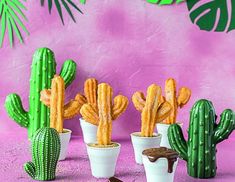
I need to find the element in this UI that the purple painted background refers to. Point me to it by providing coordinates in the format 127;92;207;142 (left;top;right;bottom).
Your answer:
1;1;235;181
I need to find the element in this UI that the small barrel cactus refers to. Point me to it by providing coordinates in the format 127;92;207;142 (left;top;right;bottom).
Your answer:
168;99;235;178
24;127;61;181
5;47;77;139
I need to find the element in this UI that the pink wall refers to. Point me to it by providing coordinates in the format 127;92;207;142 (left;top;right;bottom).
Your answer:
1;0;235;139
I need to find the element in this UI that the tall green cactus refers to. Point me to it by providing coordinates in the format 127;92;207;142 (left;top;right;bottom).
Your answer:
168;99;235;178
5;47;77;139
24;127;60;180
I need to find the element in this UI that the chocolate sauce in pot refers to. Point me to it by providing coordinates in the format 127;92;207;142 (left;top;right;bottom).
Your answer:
142;147;179;173
108;177;123;182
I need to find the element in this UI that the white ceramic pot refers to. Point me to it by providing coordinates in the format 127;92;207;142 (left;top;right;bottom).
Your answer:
80;118;97;144
143;155;178;182
130;132;161;165
59;129;72;160
156;123;182;148
86;143;121;178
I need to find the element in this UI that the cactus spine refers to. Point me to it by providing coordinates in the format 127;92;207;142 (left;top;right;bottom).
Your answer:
168;99;235;178
5;48;77;139
24;127;60;181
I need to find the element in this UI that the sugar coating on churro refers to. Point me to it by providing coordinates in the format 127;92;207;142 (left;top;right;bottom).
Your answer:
164;78;191;124
132;84;172;137
40;75;83;133
80;82;129;145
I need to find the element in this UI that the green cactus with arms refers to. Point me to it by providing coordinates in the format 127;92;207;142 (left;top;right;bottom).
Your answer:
24;127;60;180
168;99;235;178
5;47;77;139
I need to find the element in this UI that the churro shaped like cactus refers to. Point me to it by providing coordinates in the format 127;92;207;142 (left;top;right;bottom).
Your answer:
168;99;235;178
5;47;77;139
40;75;86;133
80;83;129;145
24;127;60;181
164;78;191;124
132;84;172;137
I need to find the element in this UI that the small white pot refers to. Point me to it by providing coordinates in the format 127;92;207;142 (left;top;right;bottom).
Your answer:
156;123;182;148
80;118;97;144
143;155;178;182
86;143;121;178
59;129;72;161
130;132;161;165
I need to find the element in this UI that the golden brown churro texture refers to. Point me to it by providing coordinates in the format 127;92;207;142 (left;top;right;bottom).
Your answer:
80;83;129;145
164;78;191;124
132;84;172;137
40;75;84;133
84;78;98;108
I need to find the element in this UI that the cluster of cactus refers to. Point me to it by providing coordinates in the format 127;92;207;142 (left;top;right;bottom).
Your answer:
40;75;84;133
168;99;235;178
24;127;60;181
132;84;172;137
80;83;129;145
5;47;77;139
163;78;191;124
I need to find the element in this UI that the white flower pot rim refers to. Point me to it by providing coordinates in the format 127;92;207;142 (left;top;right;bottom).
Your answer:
130;132;161;139
60;128;72;133
86;142;121;150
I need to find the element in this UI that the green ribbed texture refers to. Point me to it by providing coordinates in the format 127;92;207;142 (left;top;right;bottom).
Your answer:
24;127;60;181
5;47;77;139
168;99;235;179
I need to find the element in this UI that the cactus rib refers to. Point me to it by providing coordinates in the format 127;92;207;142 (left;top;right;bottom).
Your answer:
59;59;77;87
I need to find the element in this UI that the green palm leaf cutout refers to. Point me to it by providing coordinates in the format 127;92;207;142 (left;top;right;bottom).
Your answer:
40;0;83;25
187;0;235;32
0;0;29;48
147;0;185;5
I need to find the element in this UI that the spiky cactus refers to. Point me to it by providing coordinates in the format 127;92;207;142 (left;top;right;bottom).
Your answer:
168;99;235;178
24;127;61;181
4;47;77;139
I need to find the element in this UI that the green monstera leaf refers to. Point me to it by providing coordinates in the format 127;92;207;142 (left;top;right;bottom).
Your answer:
80;0;86;4
147;0;185;5
187;0;235;32
0;0;29;47
40;0;83;24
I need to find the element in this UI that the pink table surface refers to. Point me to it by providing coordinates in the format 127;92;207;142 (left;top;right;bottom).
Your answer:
1;131;235;182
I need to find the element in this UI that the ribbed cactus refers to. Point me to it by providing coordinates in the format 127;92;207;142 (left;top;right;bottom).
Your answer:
168;99;235;178
24;127;61;181
4;47;77;139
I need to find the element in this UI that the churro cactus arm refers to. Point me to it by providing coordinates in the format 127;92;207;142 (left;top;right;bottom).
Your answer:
84;78;98;107
214;109;235;144
59;59;77;88
164;78;177;124
64;100;83;119
40;89;51;107
50;76;65;133
141;84;161;137
5;94;29;128
97;83;113;145
132;91;146;112
80;104;99;125
177;87;191;108
156;101;172;122
112;95;129;120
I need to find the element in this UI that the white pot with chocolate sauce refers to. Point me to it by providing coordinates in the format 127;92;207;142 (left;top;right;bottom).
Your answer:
59;129;72;160
86;142;121;178
130;132;161;164
80;118;97;143
142;147;179;182
156;123;182;148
